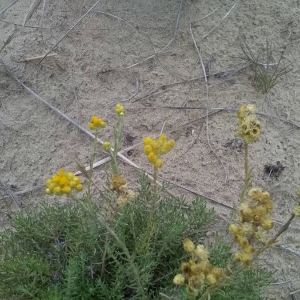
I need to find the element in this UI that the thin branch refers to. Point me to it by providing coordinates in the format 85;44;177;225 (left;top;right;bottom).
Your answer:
36;0;101;66
92;11;140;36
120;77;140;102
172;0;185;47
18;53;58;62
22;0;42;27
202;0;240;39
0;0;20;15
0;181;21;211
189;24;228;182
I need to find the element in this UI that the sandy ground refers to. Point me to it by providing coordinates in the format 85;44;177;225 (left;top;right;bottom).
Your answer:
1;0;300;299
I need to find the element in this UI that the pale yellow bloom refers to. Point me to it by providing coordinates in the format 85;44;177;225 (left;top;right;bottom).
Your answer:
173;274;185;285
115;103;125;116
183;238;195;253
293;206;300;216
103;141;111;151
194;244;209;261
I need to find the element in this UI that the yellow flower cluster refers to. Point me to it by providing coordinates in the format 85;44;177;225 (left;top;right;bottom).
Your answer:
173;238;224;296
89;116;106;130
45;169;83;195
115;103;125;116
236;104;261;144
229;187;274;265
144;134;175;168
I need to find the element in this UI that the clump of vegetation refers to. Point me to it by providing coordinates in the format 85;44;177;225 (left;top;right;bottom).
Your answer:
240;42;292;94
0;104;299;299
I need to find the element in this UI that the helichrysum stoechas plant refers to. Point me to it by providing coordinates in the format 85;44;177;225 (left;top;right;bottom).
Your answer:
2;102;298;300
230;105;300;267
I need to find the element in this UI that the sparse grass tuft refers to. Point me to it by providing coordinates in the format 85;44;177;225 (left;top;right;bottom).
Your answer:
240;42;292;94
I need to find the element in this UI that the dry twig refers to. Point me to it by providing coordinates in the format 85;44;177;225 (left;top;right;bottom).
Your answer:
36;0;101;66
189;24;228;182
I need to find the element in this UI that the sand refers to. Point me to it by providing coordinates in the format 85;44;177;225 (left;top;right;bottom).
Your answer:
1;0;300;299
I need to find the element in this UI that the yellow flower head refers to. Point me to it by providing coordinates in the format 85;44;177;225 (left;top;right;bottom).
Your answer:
116;184;135;207
154;159;163;168
260;215;274;231
229;224;244;236
45;169;82;196
183;238;196;253
144;145;152;155
293;206;300;216
236;104;261;144
143;136;152;145
115;103;125;116
173;274;185;285
188;275;203;289
234;251;252;265
147;152;157;163
103;141;111;151
89;116;106;130
109;174;126;191
205;274;217;285
194;244;209;261
248;187;263;201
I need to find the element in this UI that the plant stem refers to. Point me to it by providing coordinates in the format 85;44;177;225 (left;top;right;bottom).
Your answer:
239;142;251;202
97;214;147;299
76;199;146;298
244;143;249;179
111;115;124;175
153;167;158;185
255;213;296;256
86;132;99;203
110;149;119;175
150;167;158;218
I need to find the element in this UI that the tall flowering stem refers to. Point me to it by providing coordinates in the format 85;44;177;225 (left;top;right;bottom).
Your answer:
236;104;261;202
111;104;125;175
101;104;125;175
88;116;106;201
143;134;175;214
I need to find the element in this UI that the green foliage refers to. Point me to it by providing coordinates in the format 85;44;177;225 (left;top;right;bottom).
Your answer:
213;267;273;300
240;42;292;94
0;173;215;299
0;172;273;299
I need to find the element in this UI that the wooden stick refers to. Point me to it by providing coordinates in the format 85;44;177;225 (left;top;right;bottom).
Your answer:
18;53;58;62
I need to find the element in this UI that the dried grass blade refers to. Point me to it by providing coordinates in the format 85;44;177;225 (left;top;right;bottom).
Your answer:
23;0;42;27
0;0;20;15
74;154;90;179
